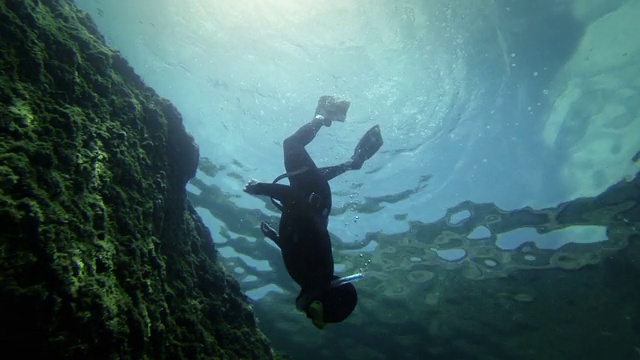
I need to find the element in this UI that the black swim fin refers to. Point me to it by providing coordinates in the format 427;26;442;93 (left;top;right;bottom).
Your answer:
315;95;350;123
351;125;383;170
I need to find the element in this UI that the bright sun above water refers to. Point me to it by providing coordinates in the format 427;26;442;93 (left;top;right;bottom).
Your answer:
75;0;640;358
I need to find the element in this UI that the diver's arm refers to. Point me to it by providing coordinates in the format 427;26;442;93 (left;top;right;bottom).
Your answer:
244;180;294;203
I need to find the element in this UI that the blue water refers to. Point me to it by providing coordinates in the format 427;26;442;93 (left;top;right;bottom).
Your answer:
75;0;640;358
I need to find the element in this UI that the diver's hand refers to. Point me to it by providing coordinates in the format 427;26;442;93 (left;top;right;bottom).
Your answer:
260;222;278;240
243;179;261;195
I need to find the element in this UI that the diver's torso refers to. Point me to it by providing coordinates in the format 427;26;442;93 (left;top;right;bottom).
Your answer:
278;195;334;290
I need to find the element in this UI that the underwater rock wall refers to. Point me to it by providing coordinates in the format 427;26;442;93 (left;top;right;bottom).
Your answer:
0;0;280;358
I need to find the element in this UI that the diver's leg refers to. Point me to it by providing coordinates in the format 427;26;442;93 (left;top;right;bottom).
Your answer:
283;116;327;175
282;95;352;180
319;125;384;181
283;116;333;206
318;162;352;182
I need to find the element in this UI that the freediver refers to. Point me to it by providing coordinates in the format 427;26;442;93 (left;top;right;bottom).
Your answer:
243;95;383;329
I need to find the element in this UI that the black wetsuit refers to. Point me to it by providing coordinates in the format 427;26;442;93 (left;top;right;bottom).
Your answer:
247;117;351;291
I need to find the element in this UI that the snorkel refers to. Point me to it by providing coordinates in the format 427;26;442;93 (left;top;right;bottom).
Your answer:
330;272;364;288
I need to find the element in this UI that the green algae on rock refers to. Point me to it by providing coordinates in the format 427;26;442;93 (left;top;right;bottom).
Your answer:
0;0;282;358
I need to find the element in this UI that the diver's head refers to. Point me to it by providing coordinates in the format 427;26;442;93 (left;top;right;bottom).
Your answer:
296;282;358;329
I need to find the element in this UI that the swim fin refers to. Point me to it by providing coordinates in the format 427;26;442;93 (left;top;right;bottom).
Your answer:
350;125;383;170
315;95;350;123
